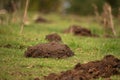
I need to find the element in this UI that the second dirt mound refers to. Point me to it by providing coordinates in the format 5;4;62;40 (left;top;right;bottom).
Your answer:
25;41;74;58
35;17;49;23
45;33;62;42
64;25;98;37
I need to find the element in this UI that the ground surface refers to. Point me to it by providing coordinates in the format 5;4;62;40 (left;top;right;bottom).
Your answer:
44;55;120;80
0;13;120;80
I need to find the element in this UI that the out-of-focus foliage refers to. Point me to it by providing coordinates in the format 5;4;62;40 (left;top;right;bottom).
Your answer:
105;0;120;16
0;0;25;13
0;0;120;15
29;0;62;13
68;0;104;15
68;0;120;15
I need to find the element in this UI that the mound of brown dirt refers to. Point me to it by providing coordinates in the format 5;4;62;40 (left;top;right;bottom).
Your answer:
25;41;74;58
34;77;40;80
44;55;120;80
35;17;48;23
64;25;98;37
45;33;62;42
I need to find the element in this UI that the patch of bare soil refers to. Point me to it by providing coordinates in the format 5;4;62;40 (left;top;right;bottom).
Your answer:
64;25;99;37
2;44;12;48
103;34;116;38
45;33;62;42
44;55;120;80
25;41;74;58
34;77;40;80
35;17;49;23
0;44;26;49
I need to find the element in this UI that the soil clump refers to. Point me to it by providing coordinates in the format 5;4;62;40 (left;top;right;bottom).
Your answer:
25;41;74;58
45;33;62;42
44;55;120;80
64;25;98;37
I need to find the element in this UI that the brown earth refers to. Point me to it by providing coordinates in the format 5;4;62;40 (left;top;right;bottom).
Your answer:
64;25;99;37
0;44;26;49
25;41;74;58
45;33;62;42
35;17;49;23
34;77;40;80
44;55;120;80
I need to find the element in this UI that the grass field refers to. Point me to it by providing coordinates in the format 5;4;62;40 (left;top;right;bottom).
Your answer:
0;13;120;80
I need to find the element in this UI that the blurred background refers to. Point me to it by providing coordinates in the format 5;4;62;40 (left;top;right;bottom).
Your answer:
0;1;120;80
0;0;120;16
0;0;120;37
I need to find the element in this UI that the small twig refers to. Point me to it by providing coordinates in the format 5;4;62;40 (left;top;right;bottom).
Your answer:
20;0;29;34
108;5;117;36
102;3;117;37
92;4;100;22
